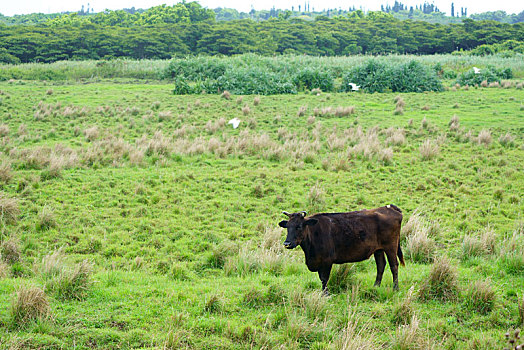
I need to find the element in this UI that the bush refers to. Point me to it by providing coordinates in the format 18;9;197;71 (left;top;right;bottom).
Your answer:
457;66;512;86
342;60;443;93
293;68;334;92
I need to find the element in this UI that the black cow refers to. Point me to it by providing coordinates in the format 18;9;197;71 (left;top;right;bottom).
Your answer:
278;205;404;292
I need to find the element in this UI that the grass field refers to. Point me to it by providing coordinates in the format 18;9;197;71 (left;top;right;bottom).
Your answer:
0;77;523;349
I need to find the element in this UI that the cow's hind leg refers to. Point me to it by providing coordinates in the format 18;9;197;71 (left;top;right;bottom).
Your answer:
318;265;332;295
385;249;399;290
373;250;386;287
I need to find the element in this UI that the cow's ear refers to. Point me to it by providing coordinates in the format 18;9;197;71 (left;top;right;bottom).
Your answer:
304;218;318;226
278;220;288;228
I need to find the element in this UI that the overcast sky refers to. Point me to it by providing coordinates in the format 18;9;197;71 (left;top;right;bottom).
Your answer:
1;0;522;16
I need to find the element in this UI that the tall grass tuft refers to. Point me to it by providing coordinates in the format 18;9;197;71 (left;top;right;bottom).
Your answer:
497;227;524;275
0;193;19;224
419;140;439;160
1;238;21;264
334;311;377;349
0;161;12;183
477;129;492;146
36;205;56;231
327;264;355;293
307;182;325;212
391;316;434;350
402;210;436;263
10;285;50;326
464;279;496;315
392;286;415;325
419;256;459;301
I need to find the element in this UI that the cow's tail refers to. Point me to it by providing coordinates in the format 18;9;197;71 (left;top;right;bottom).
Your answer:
397;241;405;267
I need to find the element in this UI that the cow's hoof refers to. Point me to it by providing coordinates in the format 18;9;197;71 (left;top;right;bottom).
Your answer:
322;289;330;297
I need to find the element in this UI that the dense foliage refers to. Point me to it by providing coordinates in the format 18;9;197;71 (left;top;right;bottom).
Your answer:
165;55;445;95
0;10;523;63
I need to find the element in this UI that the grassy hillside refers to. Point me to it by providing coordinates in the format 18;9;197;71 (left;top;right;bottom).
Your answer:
0;78;523;349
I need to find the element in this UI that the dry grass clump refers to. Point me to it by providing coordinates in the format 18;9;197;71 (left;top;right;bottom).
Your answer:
391;316;434;350
497;227;524;275
221;90;231;100
241;105;250;116
151;101;161;110
464;279;496;314
449;115;460;131
311;88;322;95
290;290;328;319
17;124;27;136
326;132;346;151
334;312;377;349
204;294;223;313
480;80;488;87
401;210;437;263
253;96;261;106
314;106;335;117
499;132;515;147
0;160;12;183
378;147;394;164
307;182;325;212
1;238;21;264
392;286;415;325
83;126;100;142
419;256;459;301
235;96;243;105
0;193;19;224
421;105;430;111
462;227;496;259
36;205;56;231
488;81;500;88
348;128;382;160
501;80;513;89
307;115;315;125
0;124;9;137
393;106;404;115
477;129;492;146
327;264;355;293
0;260;9;278
297;105;307;116
419;140;439;160
205;118;226;134
45;259;93;300
158;110;172;121
421;117;429;129
10;285;50;326
385;128;406;146
395;98;405;108
335;106;356;117
46;89;53;95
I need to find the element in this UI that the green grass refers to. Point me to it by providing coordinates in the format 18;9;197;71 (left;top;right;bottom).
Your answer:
0;76;523;349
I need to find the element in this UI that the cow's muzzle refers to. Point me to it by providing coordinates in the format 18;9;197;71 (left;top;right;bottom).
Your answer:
283;241;296;249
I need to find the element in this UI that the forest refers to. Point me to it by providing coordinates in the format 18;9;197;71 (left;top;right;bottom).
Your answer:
0;5;523;64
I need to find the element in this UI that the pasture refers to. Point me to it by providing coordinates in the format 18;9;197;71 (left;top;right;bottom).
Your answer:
0;70;523;348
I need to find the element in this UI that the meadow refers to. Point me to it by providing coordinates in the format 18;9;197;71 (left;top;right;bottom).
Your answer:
0;57;523;349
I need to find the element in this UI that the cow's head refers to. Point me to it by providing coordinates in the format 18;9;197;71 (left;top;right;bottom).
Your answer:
279;211;318;249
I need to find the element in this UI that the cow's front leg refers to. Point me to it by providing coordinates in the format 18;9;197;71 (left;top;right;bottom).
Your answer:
318;265;332;295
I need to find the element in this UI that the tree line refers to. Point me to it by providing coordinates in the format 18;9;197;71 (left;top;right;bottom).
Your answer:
0;7;523;64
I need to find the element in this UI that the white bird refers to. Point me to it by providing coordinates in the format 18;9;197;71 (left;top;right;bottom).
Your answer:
228;118;241;129
348;83;360;91
473;67;481;74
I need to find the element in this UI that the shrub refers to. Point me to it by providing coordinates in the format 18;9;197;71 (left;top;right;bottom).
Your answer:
10;285;50;326
464;280;496;314
419;257;459;301
342;60;443;93
457;66;512;86
293;68;334;92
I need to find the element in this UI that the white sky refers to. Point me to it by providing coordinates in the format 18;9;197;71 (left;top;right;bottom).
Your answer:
1;0;522;16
